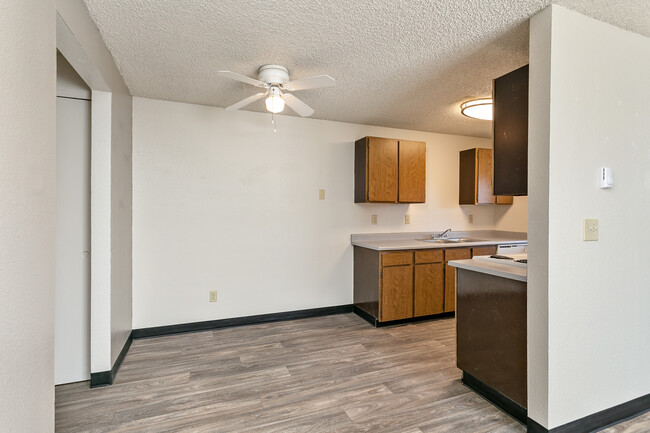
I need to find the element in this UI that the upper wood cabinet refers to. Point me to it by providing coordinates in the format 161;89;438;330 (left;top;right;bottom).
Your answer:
355;136;426;203
398;140;426;203
493;64;528;196
459;148;513;205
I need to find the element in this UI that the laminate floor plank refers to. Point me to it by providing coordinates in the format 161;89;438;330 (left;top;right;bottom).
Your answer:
599;410;650;433
55;314;647;432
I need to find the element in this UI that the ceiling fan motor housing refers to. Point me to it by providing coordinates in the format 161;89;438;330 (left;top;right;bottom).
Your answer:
258;64;289;85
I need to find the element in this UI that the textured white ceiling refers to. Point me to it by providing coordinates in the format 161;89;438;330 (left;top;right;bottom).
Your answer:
83;0;650;138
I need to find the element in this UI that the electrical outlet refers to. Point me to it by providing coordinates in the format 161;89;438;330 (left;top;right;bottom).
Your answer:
319;189;325;200
468;214;474;224
371;215;378;225
209;290;218;302
583;219;598;241
405;215;410;224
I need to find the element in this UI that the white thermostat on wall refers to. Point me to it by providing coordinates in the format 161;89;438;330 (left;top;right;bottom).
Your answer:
599;167;613;189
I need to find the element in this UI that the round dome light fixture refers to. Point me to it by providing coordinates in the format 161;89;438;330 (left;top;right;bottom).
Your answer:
460;98;493;120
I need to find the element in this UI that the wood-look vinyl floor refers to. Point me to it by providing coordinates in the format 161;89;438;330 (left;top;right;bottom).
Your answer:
55;314;649;433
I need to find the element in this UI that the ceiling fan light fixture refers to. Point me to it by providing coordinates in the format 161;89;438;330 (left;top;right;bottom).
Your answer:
460;98;493;120
265;87;285;113
265;95;285;113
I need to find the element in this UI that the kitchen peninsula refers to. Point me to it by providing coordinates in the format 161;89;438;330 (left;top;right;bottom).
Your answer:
449;254;528;423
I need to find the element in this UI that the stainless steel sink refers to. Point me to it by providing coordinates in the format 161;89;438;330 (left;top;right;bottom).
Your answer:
420;238;485;244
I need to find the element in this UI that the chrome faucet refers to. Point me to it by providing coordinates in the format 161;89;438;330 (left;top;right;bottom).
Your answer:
434;228;452;239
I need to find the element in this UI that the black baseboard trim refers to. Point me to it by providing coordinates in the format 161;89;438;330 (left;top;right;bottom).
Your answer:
132;304;354;339
89;370;111;388
376;312;455;327
353;305;378;327
527;394;650;433
90;331;133;388
462;371;527;425
352;306;454;328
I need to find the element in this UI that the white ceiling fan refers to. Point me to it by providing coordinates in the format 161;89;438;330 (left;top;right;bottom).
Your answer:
217;65;335;117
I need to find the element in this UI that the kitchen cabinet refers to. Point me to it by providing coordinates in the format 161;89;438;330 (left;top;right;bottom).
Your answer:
381;264;414;321
355;246;499;325
472;246;497;257
459;148;513;205
443;248;471;312
355;136;425;203
493;65;528;196
398;140;426;203
414;249;444;316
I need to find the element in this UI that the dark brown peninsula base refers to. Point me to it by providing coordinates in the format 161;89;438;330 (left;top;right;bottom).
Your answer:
455;268;527;423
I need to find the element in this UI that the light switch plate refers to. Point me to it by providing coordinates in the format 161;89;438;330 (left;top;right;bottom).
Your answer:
405;215;410;224
319;189;325;200
583;219;598;241
371;215;378;225
209;291;218;302
468;214;474;224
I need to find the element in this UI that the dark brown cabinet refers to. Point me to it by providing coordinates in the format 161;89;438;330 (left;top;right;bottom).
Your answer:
493;65;528;196
456;268;527;413
355;136;425;203
459;148;513;205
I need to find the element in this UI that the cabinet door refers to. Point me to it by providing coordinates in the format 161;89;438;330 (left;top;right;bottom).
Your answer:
458;148;477;205
444;262;457;312
444;248;471;312
494;65;528;196
367;137;398;202
476;148;495;204
381;265;413;321
398;140;426;203
414;263;444;317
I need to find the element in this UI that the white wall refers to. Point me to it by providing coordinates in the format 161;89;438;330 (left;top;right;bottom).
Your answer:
110;93;133;366
528;5;552;427
89;91;133;372
0;0;56;431
529;5;650;429
90;91;113;373
495;196;528;232
131;97;524;328
57;2;133;374
56;51;91;100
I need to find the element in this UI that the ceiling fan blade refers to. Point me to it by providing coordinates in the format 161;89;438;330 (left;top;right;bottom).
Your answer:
282;93;315;117
217;70;267;88
284;75;335;91
224;92;266;111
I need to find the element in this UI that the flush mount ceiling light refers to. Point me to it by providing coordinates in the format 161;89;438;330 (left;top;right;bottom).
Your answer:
460;98;493;121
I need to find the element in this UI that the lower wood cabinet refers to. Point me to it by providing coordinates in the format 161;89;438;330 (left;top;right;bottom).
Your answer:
414;263;444;316
443;248;471;312
354;245;499;325
381;265;413;321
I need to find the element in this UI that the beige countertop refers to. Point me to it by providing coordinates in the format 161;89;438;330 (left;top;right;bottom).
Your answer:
448;258;527;282
350;230;527;251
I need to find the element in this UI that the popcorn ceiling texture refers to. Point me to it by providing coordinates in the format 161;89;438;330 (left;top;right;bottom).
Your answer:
83;0;649;138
